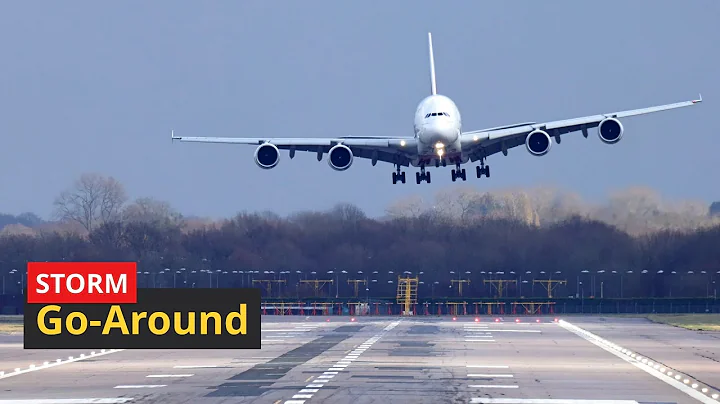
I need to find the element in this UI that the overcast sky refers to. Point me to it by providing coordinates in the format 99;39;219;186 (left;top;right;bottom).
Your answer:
1;1;717;219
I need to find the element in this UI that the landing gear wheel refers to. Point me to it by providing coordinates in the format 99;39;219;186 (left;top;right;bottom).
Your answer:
426;171;431;183
416;172;421;184
392;172;397;184
400;172;406;183
451;169;457;182
460;168;466;181
485;165;490;178
476;165;482;178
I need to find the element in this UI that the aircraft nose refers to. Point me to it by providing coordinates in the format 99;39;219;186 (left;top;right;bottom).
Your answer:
423;121;458;144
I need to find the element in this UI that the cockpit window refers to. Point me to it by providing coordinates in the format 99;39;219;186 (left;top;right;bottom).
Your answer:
425;112;450;119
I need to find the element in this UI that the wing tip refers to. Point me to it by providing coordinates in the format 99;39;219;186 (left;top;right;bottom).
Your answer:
692;93;702;104
171;129;181;141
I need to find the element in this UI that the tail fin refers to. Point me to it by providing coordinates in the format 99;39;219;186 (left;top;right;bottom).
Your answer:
428;32;437;95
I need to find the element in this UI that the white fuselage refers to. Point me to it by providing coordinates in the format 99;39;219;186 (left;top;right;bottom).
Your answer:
412;94;465;167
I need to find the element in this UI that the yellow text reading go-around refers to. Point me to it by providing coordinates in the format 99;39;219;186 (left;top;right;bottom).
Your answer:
36;304;248;336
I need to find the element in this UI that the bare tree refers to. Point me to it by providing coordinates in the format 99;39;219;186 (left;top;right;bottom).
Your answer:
123;197;184;228
433;187;482;222
53;173;128;232
385;195;426;219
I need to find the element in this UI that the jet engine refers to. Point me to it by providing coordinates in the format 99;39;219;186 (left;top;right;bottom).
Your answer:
254;143;280;169
598;117;624;144
328;144;354;171
525;129;552;156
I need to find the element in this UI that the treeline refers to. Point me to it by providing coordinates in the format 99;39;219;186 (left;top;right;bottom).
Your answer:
0;173;718;300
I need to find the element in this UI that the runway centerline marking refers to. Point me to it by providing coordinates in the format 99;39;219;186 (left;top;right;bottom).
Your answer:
468;374;514;378
173;365;217;369
470;400;639;403
0;400;135;403
282;320;401;404
558;320;719;404
146;374;193;378
467;365;509;368
0;349;125;382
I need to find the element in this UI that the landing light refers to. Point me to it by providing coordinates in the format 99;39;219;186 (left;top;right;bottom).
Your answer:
474;318;479;322
436;148;444;157
495;318;500;322
400;140;406;147
473;135;479;141
515;318;520;323
350;317;356;322
435;142;444;149
536;319;540;323
452;317;457;321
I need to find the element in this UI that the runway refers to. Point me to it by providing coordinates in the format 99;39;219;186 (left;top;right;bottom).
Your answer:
0;316;719;404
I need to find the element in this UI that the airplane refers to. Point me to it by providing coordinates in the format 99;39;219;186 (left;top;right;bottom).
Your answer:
171;32;703;185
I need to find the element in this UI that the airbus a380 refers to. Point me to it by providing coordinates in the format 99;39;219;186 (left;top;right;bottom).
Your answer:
171;33;702;185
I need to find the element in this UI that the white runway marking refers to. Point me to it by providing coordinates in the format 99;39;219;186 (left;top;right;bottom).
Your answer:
467;365;509;368
470;400;639;404
478;330;541;333
0;400;134;404
146;374;193;378
0;349;125;381
465;339;496;342
282;319;402;404
173;365;217;369
468;385;519;389
558;320;719;404
113;385;166;389
468;374;514;378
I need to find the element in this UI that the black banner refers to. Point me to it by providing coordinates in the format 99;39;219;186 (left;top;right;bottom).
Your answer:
24;288;261;349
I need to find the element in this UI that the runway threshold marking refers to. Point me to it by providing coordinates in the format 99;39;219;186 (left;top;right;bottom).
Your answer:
282;320;402;404
0;349;125;381
558;320;719;404
0;400;134;403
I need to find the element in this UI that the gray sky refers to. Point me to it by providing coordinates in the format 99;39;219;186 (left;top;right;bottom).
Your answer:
1;1;717;219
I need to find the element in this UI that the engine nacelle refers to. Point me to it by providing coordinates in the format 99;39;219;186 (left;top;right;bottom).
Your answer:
598;117;624;144
525;129;552;156
254;143;280;169
328;144;353;171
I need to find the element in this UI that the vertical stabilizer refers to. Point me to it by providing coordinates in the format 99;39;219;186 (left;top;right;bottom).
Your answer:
428;32;437;95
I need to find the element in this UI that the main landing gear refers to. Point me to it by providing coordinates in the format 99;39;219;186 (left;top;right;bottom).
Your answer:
476;159;490;178
416;165;431;184
392;164;406;184
451;162;466;182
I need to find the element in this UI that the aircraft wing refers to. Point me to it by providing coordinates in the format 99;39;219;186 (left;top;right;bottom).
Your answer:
460;95;703;162
171;132;419;166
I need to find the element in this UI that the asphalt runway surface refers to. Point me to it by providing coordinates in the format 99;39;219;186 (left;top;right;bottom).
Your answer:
1;316;719;404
